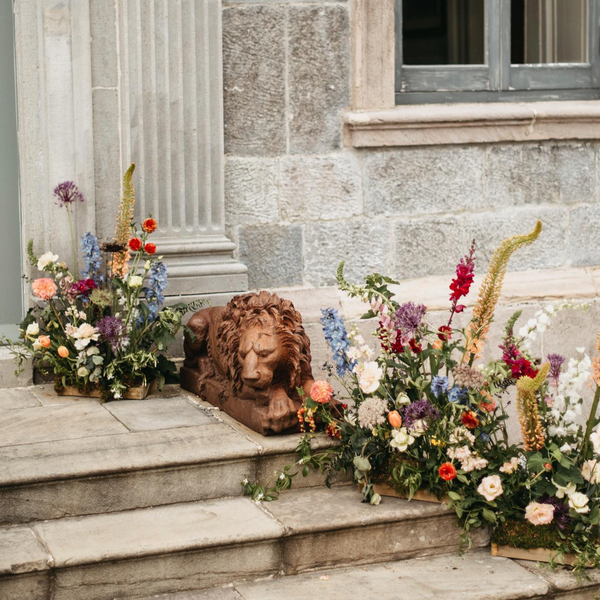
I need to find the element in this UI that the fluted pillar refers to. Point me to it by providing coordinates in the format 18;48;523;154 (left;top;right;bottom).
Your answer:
118;0;247;296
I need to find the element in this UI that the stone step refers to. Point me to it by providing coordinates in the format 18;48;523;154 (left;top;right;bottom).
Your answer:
0;385;337;525
0;485;489;600
125;550;600;600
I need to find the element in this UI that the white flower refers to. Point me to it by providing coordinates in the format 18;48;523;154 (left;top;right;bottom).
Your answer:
499;457;520;474
144;260;151;270
128;275;143;288
559;443;572;453
409;419;427;437
537;313;549;326
37;251;59;271
25;323;39;337
462;455;488;473
546;304;555;314
370;493;382;506
396;393;411;406
526;318;537;329
77;367;89;378
577;347;586;354
356;361;383;394
477;475;503;502
390;427;415;453
582;460;600;485
68;323;100;351
32;338;42;351
552;479;576;498
242;478;249;486
590;431;600;455
568;492;590;514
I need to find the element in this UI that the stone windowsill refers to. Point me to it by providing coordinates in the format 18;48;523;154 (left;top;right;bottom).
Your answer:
343;100;600;147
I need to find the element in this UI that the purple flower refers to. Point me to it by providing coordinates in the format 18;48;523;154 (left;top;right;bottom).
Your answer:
547;353;565;382
53;181;84;208
539;495;571;531
97;316;128;352
395;302;426;341
402;398;440;430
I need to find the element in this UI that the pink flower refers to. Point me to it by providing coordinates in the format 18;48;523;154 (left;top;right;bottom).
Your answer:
525;502;554;526
310;380;334;404
477;475;503;501
31;278;57;301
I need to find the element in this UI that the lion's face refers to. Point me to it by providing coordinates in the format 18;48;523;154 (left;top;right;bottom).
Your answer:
237;318;282;390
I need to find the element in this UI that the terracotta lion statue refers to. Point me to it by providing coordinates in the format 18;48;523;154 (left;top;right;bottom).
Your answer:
180;291;315;435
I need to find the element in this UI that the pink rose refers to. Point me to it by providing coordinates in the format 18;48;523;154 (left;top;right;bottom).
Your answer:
525;502;554;526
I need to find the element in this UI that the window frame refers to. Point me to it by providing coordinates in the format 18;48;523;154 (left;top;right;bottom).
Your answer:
394;0;600;104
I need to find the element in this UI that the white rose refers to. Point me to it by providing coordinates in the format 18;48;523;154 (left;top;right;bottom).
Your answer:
552;479;576;498
26;323;39;337
590;431;600;455
568;492;590;514
477;475;503;502
37;251;59;270
581;460;600;485
356;361;383;394
390;427;415;453
128;275;144;288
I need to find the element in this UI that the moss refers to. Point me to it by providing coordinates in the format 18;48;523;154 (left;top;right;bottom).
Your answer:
492;519;570;550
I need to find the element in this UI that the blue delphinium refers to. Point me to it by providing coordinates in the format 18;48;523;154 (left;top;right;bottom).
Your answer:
448;385;468;404
145;261;168;320
431;375;449;398
320;307;354;376
478;432;491;443
80;232;102;283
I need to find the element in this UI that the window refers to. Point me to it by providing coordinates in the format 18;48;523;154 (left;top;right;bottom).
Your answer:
395;0;600;104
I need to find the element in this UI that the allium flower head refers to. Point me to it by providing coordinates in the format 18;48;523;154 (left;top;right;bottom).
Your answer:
547;353;565;381
97;316;128;353
53;181;84;208
357;397;388;429
395;302;426;340
320;308;354;376
402;398;440;430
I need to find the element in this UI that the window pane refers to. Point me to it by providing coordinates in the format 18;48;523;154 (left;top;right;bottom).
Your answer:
511;0;589;64
402;0;485;65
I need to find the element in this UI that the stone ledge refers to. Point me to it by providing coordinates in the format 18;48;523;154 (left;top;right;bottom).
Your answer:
343;100;600;147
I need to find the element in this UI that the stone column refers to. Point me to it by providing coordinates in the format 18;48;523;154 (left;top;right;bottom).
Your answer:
117;0;248;296
14;0;96;279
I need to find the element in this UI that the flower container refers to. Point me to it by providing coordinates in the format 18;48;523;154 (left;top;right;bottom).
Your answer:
56;380;154;400
359;483;448;504
491;543;582;566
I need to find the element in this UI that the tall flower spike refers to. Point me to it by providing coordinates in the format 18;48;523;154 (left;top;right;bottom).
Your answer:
465;221;542;362
516;362;549;451
112;164;136;277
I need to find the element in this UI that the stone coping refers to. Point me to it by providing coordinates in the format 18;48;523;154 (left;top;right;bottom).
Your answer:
343;100;600;147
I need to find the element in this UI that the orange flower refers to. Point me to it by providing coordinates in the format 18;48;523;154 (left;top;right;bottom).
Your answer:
310;380;334;404
432;339;443;351
439;462;457;481
479;390;496;413
144;243;157;255
57;346;69;358
38;335;51;348
142;218;158;233
388;410;402;428
128;238;143;252
461;411;480;429
31;278;57;301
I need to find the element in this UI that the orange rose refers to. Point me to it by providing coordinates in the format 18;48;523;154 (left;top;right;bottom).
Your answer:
388;410;402;428
39;335;51;348
144;243;157;255
57;346;69;358
142;218;158;233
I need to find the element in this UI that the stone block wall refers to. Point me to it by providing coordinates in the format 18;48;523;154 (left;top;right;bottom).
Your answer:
222;0;600;290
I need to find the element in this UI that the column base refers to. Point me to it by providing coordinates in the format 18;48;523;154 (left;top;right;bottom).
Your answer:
157;235;248;296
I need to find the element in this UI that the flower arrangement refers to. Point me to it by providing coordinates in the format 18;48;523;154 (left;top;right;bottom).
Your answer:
243;221;600;571
12;165;204;400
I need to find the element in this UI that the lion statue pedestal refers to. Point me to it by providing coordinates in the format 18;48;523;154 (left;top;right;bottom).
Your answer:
180;291;315;436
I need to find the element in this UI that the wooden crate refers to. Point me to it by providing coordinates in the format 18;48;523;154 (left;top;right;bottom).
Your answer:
57;381;153;400
491;543;582;566
360;482;448;504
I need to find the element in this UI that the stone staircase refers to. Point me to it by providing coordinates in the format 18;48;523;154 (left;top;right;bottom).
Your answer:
1;384;598;600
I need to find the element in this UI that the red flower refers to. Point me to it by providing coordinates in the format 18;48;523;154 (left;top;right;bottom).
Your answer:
461;411;480;429
142;218;158;234
454;304;466;313
501;343;538;380
144;243;157;255
449;243;476;304
409;338;422;354
439;462;457;481
437;325;452;341
128;238;143;251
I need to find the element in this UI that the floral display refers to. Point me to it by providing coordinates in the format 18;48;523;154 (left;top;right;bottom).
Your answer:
243;220;600;571
11;165;203;400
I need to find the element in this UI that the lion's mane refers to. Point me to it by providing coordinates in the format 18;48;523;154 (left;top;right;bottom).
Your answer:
216;291;312;393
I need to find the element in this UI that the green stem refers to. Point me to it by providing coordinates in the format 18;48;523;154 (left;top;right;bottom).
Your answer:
67;208;77;276
582;385;600;461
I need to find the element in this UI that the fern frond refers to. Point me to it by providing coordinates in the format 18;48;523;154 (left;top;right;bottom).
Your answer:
112;163;136;277
516;362;549;451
